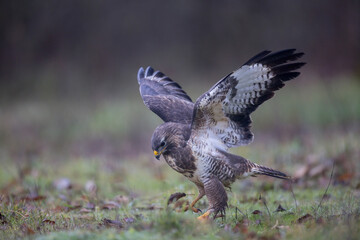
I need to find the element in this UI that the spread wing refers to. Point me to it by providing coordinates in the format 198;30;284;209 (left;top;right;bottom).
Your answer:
190;49;305;150
138;66;194;124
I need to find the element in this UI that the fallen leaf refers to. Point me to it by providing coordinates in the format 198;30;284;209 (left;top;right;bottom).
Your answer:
224;224;232;232
297;213;314;224
137;205;163;210
232;220;249;234
85;180;97;195
277;225;290;230
42;219;55;225
66;204;82;211
78;215;94;220
53;178;72;191
103;218;123;228
0;212;8;225
123;217;135;223
167;192;186;205
247;232;257;239
293;165;309;179
252;210;262;215
114;195;130;205
21;195;46;202
79;208;93;213
309;164;329;178
316;217;325;224
336;172;354;183
275;204;286;212
102;201;120;210
51;206;66;213
86;202;96;210
20;223;35;235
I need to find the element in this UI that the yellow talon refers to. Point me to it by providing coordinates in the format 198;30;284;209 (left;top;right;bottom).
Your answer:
197;210;211;221
154;150;159;156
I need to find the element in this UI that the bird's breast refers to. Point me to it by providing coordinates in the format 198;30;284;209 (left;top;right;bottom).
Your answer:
163;152;198;180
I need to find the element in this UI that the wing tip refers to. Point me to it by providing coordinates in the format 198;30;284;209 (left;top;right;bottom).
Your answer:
243;48;305;68
145;66;154;77
137;67;145;84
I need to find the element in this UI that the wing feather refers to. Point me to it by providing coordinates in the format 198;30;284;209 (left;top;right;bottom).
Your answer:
138;66;194;123
190;49;305;150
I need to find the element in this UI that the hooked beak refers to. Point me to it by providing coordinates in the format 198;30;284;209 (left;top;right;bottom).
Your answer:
153;150;161;160
153;145;167;160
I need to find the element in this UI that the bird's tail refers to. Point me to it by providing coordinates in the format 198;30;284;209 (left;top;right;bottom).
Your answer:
251;164;290;180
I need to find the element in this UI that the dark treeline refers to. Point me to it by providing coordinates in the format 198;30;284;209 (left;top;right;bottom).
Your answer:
0;0;359;100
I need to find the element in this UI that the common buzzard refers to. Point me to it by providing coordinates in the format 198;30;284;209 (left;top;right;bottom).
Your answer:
137;49;305;219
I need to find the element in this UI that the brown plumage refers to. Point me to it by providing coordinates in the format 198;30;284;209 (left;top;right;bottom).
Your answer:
138;49;305;218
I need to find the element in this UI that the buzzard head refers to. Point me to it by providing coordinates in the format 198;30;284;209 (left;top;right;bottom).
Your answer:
151;124;172;160
151;122;189;160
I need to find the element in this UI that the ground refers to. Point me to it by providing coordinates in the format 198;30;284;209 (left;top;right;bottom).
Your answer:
0;76;359;239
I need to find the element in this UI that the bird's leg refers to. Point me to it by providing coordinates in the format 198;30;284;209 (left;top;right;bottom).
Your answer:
186;192;204;213
184;185;205;213
197;176;228;220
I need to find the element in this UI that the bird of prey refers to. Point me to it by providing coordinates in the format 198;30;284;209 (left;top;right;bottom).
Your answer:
137;49;305;219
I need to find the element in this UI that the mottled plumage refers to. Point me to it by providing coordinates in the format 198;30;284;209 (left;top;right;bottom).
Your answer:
138;49;305;219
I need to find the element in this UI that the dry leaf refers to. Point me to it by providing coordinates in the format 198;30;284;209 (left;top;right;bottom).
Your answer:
42;219;55;225
114;195;130;205
53;178;72;191
252;210;262;215
21;195;46;202
293;165;309;179
86;202;96;210
20;223;35;235
0;212;7;225
167;192;186;205
123;217;135;223
309;164;328;177
297;213;314;224
232;220;249;234
79;208;93;213
277;225;290;230
103;218;123;228
275;204;286;212
85;180;97;194
102;201;120;210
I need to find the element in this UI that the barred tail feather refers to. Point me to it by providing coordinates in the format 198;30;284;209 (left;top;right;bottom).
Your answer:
251;164;290;180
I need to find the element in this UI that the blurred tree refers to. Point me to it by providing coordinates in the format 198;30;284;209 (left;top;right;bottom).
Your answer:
0;0;359;100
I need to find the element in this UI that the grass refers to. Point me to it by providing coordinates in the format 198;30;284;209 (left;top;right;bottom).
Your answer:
1;129;359;240
0;76;360;239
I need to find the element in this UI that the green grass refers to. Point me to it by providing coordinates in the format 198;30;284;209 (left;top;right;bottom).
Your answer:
1;140;360;240
1;76;360;239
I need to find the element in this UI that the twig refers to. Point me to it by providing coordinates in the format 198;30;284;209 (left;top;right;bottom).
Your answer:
315;162;335;218
235;206;246;220
271;220;279;230
289;179;298;212
260;194;271;219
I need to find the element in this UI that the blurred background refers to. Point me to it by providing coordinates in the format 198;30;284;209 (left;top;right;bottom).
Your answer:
0;0;359;171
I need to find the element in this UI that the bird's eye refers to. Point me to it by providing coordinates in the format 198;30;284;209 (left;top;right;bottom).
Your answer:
160;141;166;147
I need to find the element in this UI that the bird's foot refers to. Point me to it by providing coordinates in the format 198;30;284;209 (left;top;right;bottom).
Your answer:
183;205;202;213
197;210;212;221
